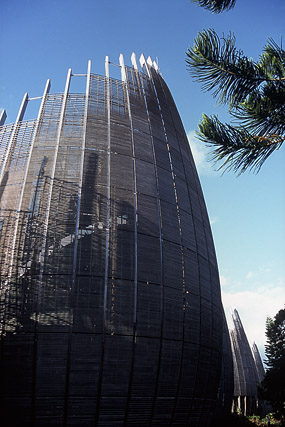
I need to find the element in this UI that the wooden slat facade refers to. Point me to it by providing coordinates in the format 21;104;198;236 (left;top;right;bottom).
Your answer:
0;56;231;426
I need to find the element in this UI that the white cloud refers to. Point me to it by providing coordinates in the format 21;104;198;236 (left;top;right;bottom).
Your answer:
222;284;285;361
187;130;215;176
245;267;274;282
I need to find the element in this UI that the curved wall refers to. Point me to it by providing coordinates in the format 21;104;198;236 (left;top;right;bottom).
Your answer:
0;55;224;426
230;309;260;415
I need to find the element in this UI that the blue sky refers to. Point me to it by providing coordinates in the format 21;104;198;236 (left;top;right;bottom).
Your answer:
1;0;284;359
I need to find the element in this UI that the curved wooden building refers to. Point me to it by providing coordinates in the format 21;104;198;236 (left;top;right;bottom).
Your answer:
0;54;226;426
230;309;261;415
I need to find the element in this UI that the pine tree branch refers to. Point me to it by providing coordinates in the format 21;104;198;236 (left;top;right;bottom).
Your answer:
197;114;284;174
186;31;285;173
190;0;237;13
260;38;285;79
186;30;285;107
233;84;285;136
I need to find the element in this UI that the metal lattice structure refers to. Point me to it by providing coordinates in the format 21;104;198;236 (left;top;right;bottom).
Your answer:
0;54;225;426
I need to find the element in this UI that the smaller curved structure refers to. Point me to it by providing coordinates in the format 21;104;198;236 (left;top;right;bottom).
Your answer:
252;342;265;384
230;309;264;415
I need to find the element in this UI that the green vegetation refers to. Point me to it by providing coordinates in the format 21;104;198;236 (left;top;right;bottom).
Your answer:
187;0;285;174
259;309;285;425
186;29;285;174
191;0;237;14
211;413;281;426
248;414;281;426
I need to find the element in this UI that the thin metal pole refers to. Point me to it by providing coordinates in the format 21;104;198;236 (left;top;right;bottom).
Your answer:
7;80;51;281
0;110;7;126
38;69;71;276
139;54;151;78
0;92;28;186
0;92;30;346
138;54;165;426
31;69;71;426
20;80;51;426
131;52;138;71
16;93;29;122
63;60;92;426
71;60;91;283
104;56;111;331
119;53;138;324
95;56;111;425
119;53;139;425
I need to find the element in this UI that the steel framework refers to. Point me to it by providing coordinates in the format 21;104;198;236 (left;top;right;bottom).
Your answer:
0;54;227;426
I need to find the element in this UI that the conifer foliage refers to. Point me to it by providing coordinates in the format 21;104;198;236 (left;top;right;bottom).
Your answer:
186;30;285;174
259;309;285;424
191;0;236;14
